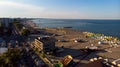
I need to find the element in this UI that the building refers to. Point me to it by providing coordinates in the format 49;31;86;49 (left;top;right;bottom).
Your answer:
34;38;43;51
34;36;56;52
0;18;14;27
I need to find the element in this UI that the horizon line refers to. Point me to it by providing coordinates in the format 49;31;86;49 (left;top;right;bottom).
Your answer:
0;17;120;20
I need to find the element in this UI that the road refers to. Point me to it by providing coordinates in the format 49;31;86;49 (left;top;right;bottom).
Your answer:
13;22;50;67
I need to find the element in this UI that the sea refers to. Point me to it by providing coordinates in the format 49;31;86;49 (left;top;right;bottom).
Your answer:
32;19;120;38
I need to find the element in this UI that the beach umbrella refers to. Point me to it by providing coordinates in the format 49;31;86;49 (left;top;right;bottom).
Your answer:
89;59;94;62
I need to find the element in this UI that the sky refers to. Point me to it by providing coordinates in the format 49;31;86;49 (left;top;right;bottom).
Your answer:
0;0;120;19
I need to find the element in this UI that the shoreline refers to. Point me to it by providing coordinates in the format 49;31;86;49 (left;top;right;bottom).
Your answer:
27;20;120;39
26;21;120;65
30;19;120;38
40;27;120;39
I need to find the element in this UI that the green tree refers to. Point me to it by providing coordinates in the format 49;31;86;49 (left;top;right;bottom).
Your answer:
13;20;23;30
0;48;22;67
16;23;22;30
21;28;30;36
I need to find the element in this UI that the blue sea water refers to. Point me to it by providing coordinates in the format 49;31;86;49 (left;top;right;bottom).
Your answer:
32;19;120;38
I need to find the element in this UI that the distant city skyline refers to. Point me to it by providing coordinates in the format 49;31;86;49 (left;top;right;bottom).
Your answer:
0;0;119;19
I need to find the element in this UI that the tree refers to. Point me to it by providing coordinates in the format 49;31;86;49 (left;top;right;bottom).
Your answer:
0;22;5;27
6;28;12;36
21;28;30;36
0;22;4;35
13;20;23;30
0;48;22;67
16;23;22;30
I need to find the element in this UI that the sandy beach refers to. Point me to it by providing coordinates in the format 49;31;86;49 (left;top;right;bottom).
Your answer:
44;28;120;63
27;20;120;65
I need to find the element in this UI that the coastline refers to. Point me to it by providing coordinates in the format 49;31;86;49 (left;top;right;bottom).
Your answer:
25;21;120;66
31;19;120;38
27;20;120;41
